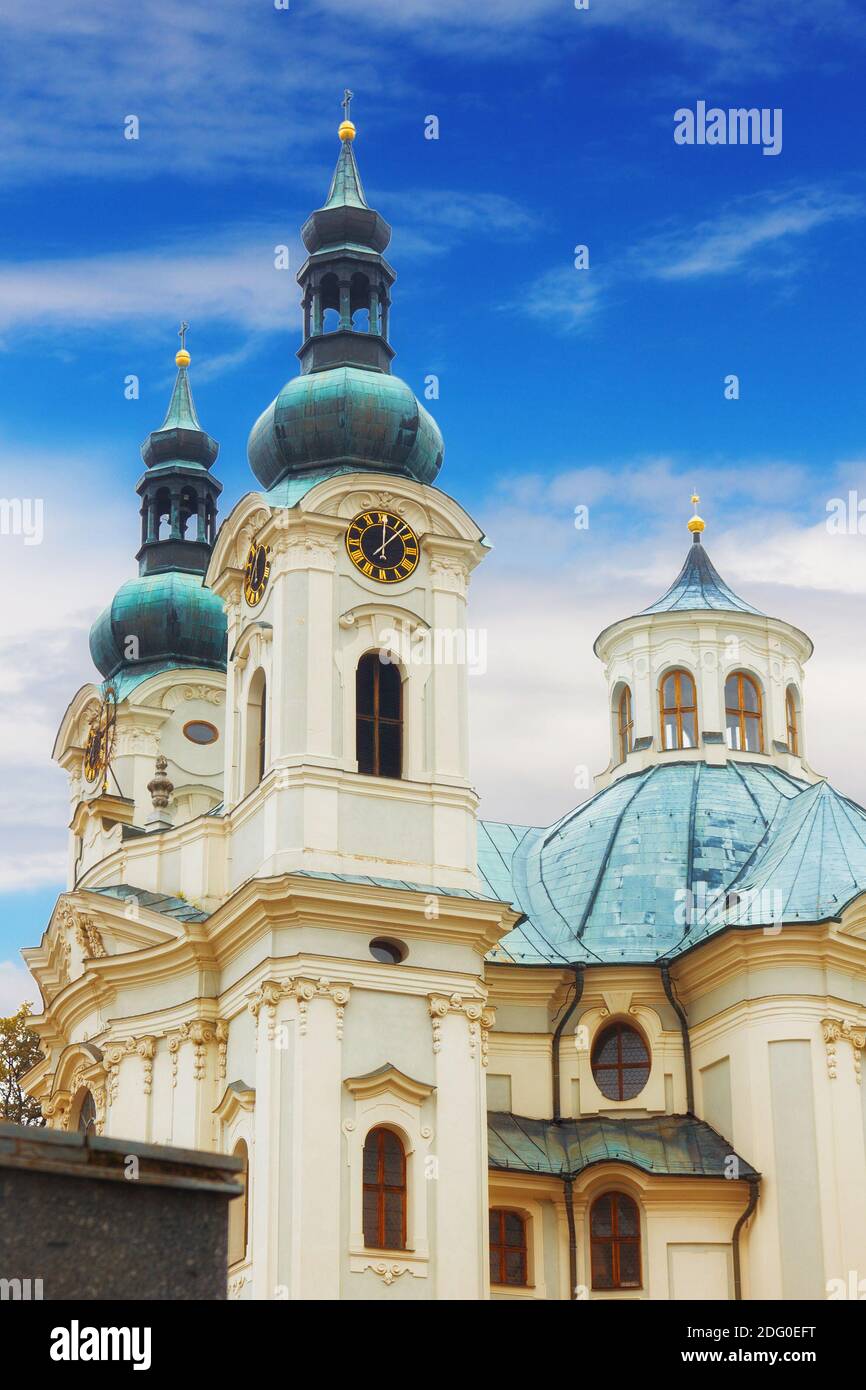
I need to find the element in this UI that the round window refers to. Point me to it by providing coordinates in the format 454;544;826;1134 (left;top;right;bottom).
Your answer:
591;1022;650;1101
183;720;219;745
369;937;407;965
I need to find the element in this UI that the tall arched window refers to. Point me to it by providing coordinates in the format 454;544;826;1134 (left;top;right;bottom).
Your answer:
591;1022;650;1100
227;1139;249;1268
786;685;799;755
659;669;697;750
76;1089;97;1136
590;1192;641;1290
243;668;267;796
725;671;763;753
356;653;402;778
489;1209;528;1287
362;1127;407;1250
617;686;634;763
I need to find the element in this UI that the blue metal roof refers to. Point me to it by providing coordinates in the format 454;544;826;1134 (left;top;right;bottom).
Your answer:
640;537;763;616
479;760;866;965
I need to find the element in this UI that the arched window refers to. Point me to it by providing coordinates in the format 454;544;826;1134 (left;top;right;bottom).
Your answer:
725;671;763;753
350;271;371;332
227;1139;249;1268
617;686;634;763
659;669;697;750
243;668;267;796
489;1209;528;1287
77;1089;97;1136
590;1192;641;1290
356;653;402;778
362;1128;406;1251
591;1022;650;1101
786;686;799;755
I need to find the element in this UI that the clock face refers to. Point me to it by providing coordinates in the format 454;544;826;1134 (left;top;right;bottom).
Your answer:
345;510;420;584
244;540;271;606
83;687;117;787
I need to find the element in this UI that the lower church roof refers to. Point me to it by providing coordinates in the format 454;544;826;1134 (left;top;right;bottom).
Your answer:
488;1111;759;1180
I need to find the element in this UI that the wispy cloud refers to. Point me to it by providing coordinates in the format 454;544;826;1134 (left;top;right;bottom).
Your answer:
638;187;864;281
518;184;865;334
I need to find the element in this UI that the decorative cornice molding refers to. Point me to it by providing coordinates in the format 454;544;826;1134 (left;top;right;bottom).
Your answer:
59;903;107;960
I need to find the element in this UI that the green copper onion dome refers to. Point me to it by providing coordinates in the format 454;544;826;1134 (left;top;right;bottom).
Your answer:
248;366;443;491
89;331;227;681
247;97;444;491
90;570;227;679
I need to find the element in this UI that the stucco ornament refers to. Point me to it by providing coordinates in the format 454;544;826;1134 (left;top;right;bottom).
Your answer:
822;1017;866;1083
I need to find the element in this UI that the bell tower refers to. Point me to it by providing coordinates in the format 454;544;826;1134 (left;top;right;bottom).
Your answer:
208;103;486;892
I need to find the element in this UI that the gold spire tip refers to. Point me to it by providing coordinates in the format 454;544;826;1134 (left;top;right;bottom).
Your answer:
176;320;190;368
687;491;705;534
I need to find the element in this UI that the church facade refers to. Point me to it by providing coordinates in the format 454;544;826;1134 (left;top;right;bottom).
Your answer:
21;113;866;1302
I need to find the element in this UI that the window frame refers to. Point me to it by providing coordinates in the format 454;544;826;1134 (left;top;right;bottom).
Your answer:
617;685;634;764
590;1021;651;1102
489;1208;529;1288
590;1191;642;1291
356;652;403;779
227;1138;249;1270
362;1126;408;1252
724;670;764;754
786;686;799;755
658;668;698;751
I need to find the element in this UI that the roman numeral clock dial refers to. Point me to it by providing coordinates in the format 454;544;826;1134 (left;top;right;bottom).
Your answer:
243;540;271;606
345;510;420;584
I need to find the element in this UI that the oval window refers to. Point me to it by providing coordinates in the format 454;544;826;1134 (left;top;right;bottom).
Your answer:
591;1022;650;1101
369;937;407;965
183;720;219;745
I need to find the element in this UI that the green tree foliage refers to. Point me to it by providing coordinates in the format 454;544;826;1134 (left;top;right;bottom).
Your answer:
0;1002;44;1125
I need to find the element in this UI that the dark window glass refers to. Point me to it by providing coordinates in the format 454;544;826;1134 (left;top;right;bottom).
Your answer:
591;1192;641;1290
591;1022;650;1101
363;1128;406;1251
77;1090;97;1136
489;1208;528;1287
183;720;219;745
356;653;403;779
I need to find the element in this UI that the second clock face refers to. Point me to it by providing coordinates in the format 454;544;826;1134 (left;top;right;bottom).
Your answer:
345;510;420;584
244;540;271;606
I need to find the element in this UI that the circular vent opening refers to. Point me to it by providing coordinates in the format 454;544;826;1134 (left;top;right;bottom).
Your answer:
369;937;407;965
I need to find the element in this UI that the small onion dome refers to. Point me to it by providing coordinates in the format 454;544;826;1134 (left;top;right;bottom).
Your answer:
90;571;227;680
247;365;444;491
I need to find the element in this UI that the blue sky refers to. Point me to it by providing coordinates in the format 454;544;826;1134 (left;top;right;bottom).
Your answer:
1;0;865;1004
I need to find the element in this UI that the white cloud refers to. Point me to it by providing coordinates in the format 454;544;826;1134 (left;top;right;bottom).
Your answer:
640;188;864;282
0;960;40;1013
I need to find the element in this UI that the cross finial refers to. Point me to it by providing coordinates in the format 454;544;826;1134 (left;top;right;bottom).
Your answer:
691;492;700;513
178;321;189;351
342;89;353;121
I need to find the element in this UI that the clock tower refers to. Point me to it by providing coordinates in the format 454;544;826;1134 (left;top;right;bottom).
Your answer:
207;109;487;894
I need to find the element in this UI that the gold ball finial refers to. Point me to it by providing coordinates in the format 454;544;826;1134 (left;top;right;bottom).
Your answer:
687;491;705;535
176;321;190;368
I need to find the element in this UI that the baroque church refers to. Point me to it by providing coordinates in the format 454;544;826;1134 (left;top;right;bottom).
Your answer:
21;110;866;1302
